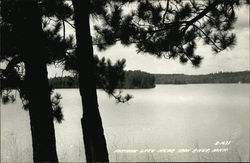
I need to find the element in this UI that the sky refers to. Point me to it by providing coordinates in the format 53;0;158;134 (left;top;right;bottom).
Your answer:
48;5;249;77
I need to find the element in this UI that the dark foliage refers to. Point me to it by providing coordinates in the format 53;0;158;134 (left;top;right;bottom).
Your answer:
0;0;73;122
119;70;155;89
93;0;247;67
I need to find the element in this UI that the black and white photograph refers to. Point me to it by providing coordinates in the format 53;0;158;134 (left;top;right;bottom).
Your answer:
0;0;249;162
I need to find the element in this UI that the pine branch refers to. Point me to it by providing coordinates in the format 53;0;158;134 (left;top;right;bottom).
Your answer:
141;21;188;34
110;91;133;103
183;0;223;32
192;24;222;51
64;19;75;28
62;20;66;41
162;0;170;24
132;20;153;28
176;46;197;66
5;56;23;72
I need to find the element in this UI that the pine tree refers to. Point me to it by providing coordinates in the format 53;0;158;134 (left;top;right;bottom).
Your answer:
1;0;129;161
0;0;74;161
72;0;110;161
1;0;60;161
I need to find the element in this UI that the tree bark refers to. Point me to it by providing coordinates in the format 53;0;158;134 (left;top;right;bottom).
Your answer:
72;0;109;162
15;1;58;162
25;62;58;162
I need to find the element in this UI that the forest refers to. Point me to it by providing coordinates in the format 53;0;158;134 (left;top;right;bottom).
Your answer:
49;70;156;89
155;71;250;84
49;70;249;89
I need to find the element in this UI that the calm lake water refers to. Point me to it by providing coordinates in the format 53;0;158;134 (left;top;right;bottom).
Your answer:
1;84;249;162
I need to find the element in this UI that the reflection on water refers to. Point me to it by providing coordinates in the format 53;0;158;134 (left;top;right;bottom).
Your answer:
1;84;249;162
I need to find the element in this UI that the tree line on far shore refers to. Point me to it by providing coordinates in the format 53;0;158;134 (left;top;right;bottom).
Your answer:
49;70;156;89
49;70;249;89
155;71;250;84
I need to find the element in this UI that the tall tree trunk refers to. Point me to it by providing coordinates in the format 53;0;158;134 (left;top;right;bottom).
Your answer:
16;1;58;162
25;62;58;162
72;0;109;162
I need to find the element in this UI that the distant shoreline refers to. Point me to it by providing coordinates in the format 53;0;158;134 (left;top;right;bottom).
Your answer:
52;83;249;90
49;70;250;89
154;70;250;85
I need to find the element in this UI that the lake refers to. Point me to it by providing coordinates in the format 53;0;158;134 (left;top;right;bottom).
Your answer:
1;84;249;162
